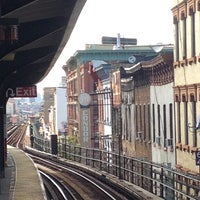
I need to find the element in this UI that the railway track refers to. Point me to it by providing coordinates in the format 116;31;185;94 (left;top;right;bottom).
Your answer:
7;125;149;199
7;124;27;148
29;153;140;200
7;125;130;199
39;169;82;200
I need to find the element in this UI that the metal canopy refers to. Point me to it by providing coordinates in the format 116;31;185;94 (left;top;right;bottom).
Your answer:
0;0;86;91
0;0;87;178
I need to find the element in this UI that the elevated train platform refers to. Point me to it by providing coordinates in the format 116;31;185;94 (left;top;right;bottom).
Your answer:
0;146;46;200
1;145;163;200
1;144;163;200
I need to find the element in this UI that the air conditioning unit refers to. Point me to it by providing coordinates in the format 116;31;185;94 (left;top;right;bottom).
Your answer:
156;136;161;146
136;132;142;142
165;138;173;147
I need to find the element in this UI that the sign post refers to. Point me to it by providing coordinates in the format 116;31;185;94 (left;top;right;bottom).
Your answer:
78;93;91;147
195;151;200;165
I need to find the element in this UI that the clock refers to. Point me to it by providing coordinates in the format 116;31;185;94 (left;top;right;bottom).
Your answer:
78;93;91;106
128;55;136;64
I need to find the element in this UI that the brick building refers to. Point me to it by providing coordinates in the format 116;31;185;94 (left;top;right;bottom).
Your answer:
63;44;172;149
63;45;168;147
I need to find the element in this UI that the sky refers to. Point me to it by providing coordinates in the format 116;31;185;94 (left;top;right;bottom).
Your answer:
37;0;174;94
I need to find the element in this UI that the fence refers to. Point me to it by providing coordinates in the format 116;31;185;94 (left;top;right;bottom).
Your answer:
33;135;200;200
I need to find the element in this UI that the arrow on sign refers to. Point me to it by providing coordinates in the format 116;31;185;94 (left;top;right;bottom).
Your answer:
6;88;15;97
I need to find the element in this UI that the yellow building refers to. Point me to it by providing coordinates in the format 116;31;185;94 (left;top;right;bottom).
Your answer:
172;0;200;173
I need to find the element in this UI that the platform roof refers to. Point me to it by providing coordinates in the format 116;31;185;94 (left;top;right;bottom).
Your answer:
0;0;86;94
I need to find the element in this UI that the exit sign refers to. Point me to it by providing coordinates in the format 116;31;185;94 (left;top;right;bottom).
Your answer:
6;85;37;98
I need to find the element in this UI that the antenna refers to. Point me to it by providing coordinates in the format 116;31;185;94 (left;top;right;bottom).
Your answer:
113;33;122;50
116;33;121;49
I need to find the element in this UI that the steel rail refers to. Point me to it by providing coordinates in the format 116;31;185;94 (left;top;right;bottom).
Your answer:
30;154;134;200
39;170;70;200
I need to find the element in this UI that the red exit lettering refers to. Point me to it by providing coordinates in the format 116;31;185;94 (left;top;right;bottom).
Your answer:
16;86;37;97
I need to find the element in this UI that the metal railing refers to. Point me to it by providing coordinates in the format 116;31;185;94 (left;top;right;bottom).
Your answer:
33;135;200;200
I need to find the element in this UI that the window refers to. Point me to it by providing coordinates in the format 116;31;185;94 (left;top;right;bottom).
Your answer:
157;105;161;137
125;107;128;140
152;104;155;142
148;104;151;141
169;103;173;139
177;102;181;143
175;21;179;61
128;107;131;142
143;105;146;141
183;101;188;145
139;105;142;132
163;105;167;147
182;15;187;59
190;9;196;57
191;95;197;147
135;105;138;134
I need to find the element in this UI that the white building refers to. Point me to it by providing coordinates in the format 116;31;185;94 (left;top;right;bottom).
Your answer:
45;84;67;136
54;87;67;135
102;80;112;152
95;63;112;151
150;82;175;167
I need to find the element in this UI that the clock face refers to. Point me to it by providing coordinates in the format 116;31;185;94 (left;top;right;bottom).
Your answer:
78;93;91;106
128;55;136;64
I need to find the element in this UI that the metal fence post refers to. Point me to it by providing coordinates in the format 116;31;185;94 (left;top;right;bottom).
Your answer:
51;134;58;155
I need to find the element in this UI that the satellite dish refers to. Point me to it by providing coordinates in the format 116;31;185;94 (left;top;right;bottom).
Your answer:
151;43;164;53
128;55;136;64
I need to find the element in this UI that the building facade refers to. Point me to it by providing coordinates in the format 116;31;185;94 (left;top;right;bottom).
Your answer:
43;87;56;125
120;52;174;165
43;86;67;136
149;54;174;166
54;87;67;135
172;0;200;173
63;44;172;149
94;64;112;151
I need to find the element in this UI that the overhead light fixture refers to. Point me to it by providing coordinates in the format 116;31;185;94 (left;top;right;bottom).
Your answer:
0;18;18;44
1;52;15;61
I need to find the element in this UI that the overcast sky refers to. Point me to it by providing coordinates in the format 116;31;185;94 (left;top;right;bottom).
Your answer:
37;0;174;94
